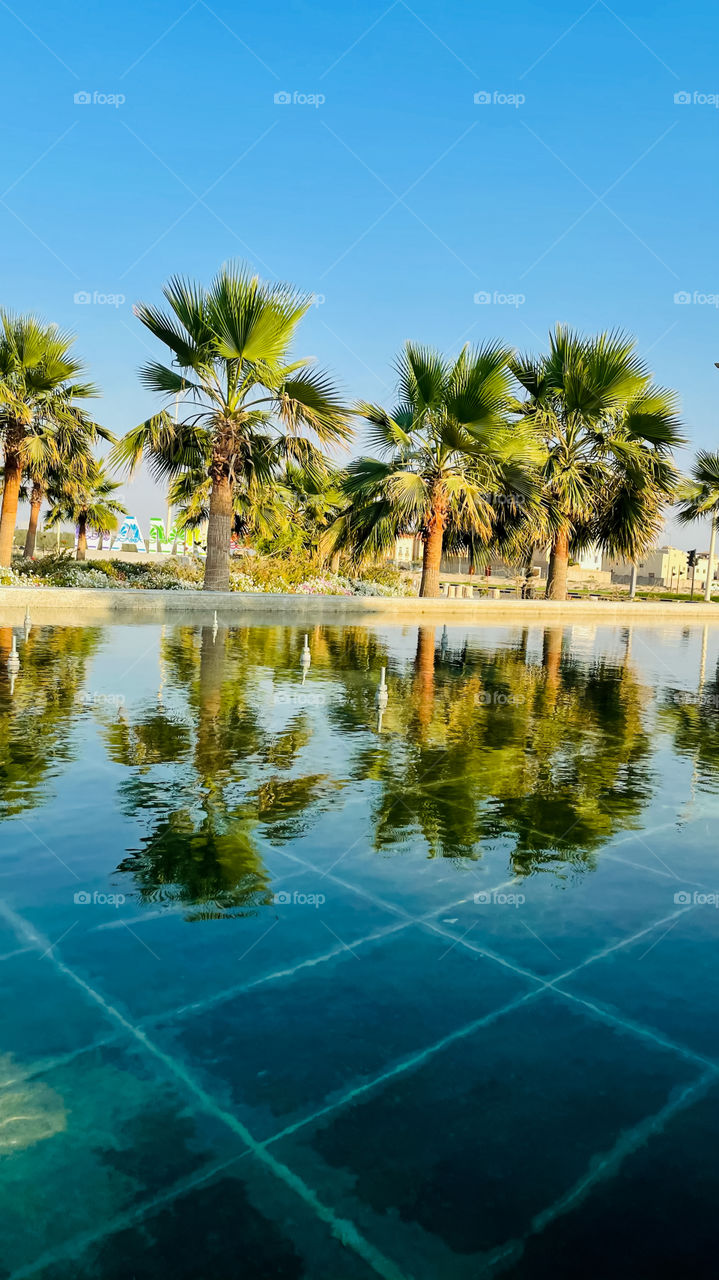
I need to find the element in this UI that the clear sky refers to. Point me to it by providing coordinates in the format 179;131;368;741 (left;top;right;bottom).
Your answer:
2;0;717;547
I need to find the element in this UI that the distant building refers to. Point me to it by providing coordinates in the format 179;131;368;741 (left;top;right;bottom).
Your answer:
603;545;714;588
532;543;603;574
391;534;423;564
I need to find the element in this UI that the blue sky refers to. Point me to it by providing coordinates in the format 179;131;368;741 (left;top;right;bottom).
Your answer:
2;0;717;546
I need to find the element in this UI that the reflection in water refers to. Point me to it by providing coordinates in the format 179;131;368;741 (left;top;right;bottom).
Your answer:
0;625;101;818
660;624;719;796
4;619;719;914
344;625;654;871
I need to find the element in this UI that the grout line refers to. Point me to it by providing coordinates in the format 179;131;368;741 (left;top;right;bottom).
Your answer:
255;907;707;1154
0;1034;123;1093
139;881;517;1031
550;984;714;1072
0;945;33;962
0;899;406;1280
146;918;411;1026
600;852;697;883
263;989;542;1149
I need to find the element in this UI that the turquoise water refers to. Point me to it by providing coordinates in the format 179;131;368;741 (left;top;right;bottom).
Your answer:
1;616;719;1278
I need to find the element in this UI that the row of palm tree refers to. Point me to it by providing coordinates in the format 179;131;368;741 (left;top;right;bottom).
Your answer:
1;261;717;596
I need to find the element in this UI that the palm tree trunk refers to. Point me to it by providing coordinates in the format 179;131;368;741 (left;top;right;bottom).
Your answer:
705;517;717;603
24;484;43;558
629;563;637;599
419;499;446;598
76;515;88;561
522;546;534;598
204;471;233;592
0;447;22;567
545;529;570;601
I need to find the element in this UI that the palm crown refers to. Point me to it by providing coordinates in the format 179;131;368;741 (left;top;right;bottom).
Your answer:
511;326;683;597
336;341;536;596
111;262;350;590
0;313;100;565
46;460;127;560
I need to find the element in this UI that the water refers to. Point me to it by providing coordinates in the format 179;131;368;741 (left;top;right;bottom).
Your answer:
1;616;719;1278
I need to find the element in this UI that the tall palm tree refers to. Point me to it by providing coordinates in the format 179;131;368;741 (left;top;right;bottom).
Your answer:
22;417;108;558
511;326;683;599
111;263;351;591
333;342;534;597
0;313;99;565
45;460;127;560
675;450;719;602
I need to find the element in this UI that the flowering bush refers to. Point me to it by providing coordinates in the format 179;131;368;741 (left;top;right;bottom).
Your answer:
296;577;354;596
2;549;417;597
0;566;38;587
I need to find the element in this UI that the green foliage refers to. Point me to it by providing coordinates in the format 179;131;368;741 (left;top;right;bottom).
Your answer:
511;325;683;562
111;261;351;591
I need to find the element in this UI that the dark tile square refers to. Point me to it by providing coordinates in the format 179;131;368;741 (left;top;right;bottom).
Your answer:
428;855;679;978
562;901;719;1060
53;877;400;1020
0;951;112;1068
33;1157;377;1280
273;992;699;1278
154;924;534;1139
503;1073;719;1278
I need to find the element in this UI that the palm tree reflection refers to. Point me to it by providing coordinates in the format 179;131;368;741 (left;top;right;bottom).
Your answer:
92;620;662;915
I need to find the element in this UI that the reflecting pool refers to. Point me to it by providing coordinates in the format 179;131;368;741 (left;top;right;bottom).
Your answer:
1;616;719;1278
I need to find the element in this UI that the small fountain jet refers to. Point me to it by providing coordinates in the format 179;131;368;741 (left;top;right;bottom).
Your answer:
300;634;311;684
376;666;389;731
7;635;20;674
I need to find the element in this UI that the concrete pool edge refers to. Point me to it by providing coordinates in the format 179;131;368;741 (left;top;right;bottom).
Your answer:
3;584;719;624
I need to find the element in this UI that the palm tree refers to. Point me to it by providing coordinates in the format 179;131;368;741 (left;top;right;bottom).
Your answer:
111;263;351;592
45;460;127;560
675;451;719;602
22;417;109;558
0;313;99;565
511;326;683;599
334;342;534;597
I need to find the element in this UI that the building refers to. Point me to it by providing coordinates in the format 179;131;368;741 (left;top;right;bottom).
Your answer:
532;543;604;575
604;545;718;588
391;534;423;564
